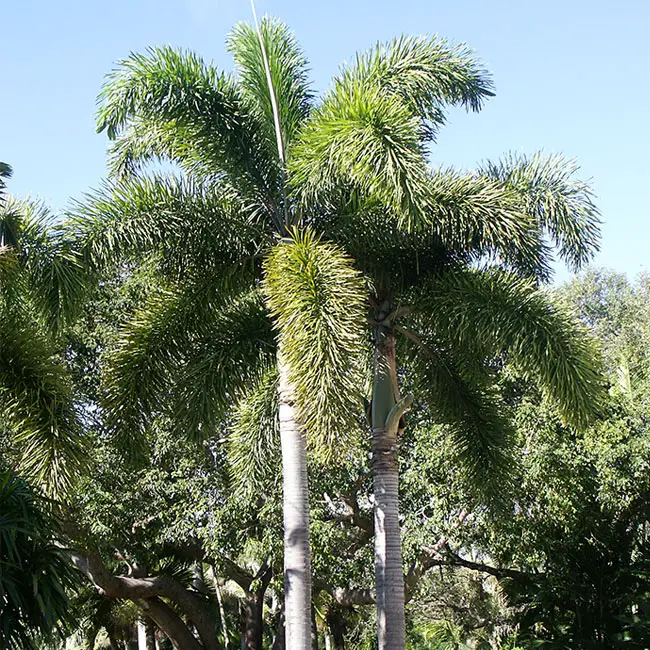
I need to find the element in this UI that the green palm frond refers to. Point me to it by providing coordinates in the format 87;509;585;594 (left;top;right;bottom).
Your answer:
424;169;546;274
289;84;430;225
418;268;604;426
339;34;493;139
105;114;198;179
68;174;266;276
228;17;313;154
403;329;514;491
227;368;280;498
479;152;601;272
103;282;273;450
96;46;279;204
0;161;13;182
0;471;78;650
0;311;86;495
7;199;87;332
263;228;368;454
170;291;275;440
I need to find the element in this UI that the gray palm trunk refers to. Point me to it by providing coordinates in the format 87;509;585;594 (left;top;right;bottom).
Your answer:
371;320;411;650
278;353;313;650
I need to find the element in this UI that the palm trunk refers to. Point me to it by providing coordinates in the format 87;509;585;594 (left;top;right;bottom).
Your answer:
371;320;407;650
278;353;312;650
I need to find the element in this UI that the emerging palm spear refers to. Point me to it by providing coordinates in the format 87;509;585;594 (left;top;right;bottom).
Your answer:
72;18;602;650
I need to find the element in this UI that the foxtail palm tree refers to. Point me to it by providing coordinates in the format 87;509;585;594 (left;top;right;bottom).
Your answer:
69;19;601;650
68;20;508;649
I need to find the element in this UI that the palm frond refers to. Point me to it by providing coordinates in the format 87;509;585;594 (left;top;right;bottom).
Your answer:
263;228;368;455
424;169;548;276
7;198;87;332
67;174;265;277
403;327;514;492
96;46;279;206
338;34;493;140
103;283;273;451
228;17;313;154
479;152;601;272
227;367;280;498
0;471;78;649
289;85;430;226
170;291;275;440
0;311;86;495
418;268;604;426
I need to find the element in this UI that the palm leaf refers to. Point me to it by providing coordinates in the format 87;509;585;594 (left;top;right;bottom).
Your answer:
96;46;279;208
228;17;313;155
338;34;493;139
263;228;368;455
403;327;514;492
68;174;266;277
479;152;601;272
103;282;273;451
0;310;85;494
417;268;604;427
227;367;280;498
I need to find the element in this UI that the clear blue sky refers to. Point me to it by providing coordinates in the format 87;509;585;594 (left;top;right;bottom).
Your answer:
2;0;648;281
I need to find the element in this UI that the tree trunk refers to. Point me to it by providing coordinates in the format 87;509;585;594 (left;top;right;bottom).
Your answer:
371;320;407;650
271;605;285;650
108;631;125;650
278;353;312;650
325;606;347;650
242;592;264;650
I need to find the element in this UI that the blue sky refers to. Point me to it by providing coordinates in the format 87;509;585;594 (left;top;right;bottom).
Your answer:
2;0;648;281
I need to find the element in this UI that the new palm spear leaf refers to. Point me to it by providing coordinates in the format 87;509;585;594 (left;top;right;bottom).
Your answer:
70;17;601;650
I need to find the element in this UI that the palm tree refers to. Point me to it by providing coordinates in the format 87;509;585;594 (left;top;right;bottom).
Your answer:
0;163;86;494
68;20;506;649
0;163;85;648
69;20;601;650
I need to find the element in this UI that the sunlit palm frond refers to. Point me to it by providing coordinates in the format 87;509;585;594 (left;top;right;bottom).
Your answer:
338;34;493;139
418;268;604;426
263;228;368;455
228;17;313;153
96;46;278;202
289;85;430;226
68;174;265;277
479;152;601;272
6;199;88;333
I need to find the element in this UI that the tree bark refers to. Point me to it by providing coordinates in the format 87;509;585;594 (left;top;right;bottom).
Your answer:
278;352;312;650
271;604;285;650
371;320;408;650
242;592;263;650
137;598;204;650
311;605;320;650
69;548;218;650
